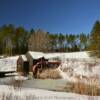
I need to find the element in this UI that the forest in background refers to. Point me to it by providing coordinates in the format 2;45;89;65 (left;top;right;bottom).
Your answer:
0;20;99;57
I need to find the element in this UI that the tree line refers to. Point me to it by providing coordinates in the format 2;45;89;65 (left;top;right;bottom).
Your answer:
0;21;99;57
0;24;29;55
28;29;90;52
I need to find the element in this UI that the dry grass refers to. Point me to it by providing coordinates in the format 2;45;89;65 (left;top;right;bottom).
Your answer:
0;91;36;100
63;80;100;96
38;69;62;79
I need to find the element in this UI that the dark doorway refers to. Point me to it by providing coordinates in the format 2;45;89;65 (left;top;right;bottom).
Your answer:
23;62;29;76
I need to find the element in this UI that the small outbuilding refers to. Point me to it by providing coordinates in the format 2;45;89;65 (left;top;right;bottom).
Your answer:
17;55;29;76
26;51;45;73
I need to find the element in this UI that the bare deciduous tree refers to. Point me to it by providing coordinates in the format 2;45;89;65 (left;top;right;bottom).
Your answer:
28;29;50;52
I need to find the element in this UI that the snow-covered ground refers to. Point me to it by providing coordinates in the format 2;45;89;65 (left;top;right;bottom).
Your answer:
58;59;100;85
0;85;99;100
0;56;18;72
46;51;91;59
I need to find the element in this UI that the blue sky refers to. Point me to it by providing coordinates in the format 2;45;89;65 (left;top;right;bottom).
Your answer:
0;0;100;34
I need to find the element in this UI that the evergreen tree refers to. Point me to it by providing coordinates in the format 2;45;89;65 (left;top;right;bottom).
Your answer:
67;34;76;51
79;33;87;51
58;33;65;52
89;20;100;57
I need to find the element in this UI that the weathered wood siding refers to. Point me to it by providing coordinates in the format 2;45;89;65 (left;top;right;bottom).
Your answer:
17;56;24;75
26;52;33;72
17;56;29;75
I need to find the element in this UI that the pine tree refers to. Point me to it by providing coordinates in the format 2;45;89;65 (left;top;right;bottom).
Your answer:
89;20;100;57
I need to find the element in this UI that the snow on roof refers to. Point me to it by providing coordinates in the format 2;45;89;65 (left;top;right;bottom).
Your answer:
21;55;27;61
28;51;61;59
45;51;90;60
44;53;61;59
28;51;45;59
28;51;90;60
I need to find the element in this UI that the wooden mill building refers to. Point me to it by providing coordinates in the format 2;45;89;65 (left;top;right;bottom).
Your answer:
17;51;61;76
17;51;48;76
